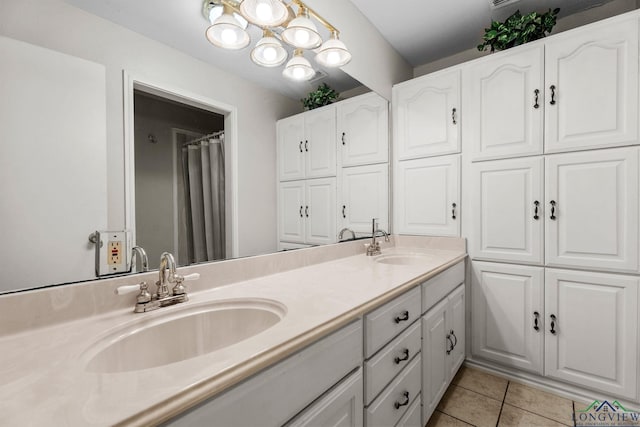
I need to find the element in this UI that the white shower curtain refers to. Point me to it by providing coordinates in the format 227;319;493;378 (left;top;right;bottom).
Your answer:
182;136;225;263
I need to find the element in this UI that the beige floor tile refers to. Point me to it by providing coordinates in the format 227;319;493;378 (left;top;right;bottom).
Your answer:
437;385;502;427
452;366;509;401
505;382;574;426
499;403;568;427
427;410;474;427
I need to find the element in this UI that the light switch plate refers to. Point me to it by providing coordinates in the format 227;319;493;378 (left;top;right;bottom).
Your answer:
94;230;132;276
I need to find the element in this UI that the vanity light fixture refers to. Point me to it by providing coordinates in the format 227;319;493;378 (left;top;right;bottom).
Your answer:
202;0;351;81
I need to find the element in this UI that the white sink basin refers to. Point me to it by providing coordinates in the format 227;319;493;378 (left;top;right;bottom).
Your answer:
375;253;433;266
84;299;286;373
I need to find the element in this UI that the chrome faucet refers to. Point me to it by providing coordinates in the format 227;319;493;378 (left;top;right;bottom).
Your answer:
338;227;356;241
130;246;149;273
115;252;198;313
366;218;390;256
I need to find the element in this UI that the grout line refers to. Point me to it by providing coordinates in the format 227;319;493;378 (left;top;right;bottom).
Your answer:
453;383;504;403
573;401;577;427
502;401;574;426
496;382;508;427
436;410;476;427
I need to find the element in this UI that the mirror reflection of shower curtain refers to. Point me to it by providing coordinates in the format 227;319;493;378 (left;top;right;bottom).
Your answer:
181;136;225;263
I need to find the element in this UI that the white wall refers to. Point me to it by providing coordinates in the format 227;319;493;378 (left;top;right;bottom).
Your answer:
0;0;300;260
413;0;640;77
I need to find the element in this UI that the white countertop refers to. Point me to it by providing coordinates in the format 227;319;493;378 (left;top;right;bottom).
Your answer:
0;236;466;426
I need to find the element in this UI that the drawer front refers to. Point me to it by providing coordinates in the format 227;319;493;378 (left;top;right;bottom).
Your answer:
365;354;421;427
395;393;421;427
422;261;464;313
365;286;421;357
166;320;362;427
365;321;421;405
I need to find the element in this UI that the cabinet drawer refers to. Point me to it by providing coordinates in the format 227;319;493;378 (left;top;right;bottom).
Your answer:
165;320;362;427
365;286;421;357
395;393;421;427
365;354;421;427
365;321;421;405
422;261;464;313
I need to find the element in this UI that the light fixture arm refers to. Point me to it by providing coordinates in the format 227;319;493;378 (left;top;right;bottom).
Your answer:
290;0;338;34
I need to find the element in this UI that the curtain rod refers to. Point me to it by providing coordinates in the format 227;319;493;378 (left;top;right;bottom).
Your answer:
184;130;225;146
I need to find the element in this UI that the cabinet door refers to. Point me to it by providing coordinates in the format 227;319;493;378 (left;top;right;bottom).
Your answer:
340;164;388;233
394;69;460;160
446;285;465;379
471;157;544;264
471;262;544;374
278;181;305;243
464;46;543;160
305;106;337;178
545;148;638;272
305;178;337;245
422;298;449;424
278;115;305;181
545;269;638;399
337;93;389;167
544;20;638;153
286;368;363;427
394;155;460;236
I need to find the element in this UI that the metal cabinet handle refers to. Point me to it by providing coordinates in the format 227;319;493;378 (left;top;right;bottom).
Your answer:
533;201;539;220
452;203;457;220
550;314;557;335
446;333;454;355
394;310;409;323
299;206;303;218
299;141;303;153
550;85;556;105
342;205;346;218
341;132;346;146
450;330;458;348
304;140;308;152
452;108;457;125
394;348;410;364
394;391;410;410
550;200;556;220
533;311;540;331
534;89;540;109
305;206;309;218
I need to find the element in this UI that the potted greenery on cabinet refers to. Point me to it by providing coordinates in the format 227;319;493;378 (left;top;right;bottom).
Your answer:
477;8;560;52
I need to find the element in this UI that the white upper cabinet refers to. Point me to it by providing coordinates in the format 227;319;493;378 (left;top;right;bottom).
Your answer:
464;46;544;161
394;155;460;236
545;147;638;272
471;157;544;264
337;92;389;167
544;20;638;153
277;106;336;181
340;163;389;233
305;177;337;245
545;268;638;399
393;69;461;160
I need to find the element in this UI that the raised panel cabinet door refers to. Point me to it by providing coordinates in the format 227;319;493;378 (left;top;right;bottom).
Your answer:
446;285;465;379
464;46;544;161
340;163;389;233
471;262;544;374
421;298;449;425
337;92;389;167
277;115;305;181
278;181;305;243
305;106;337;178
544;19;638;153
545;269;638;399
305;178;337;245
393;69;460;160
545;148;639;272
394;155;460;236
471;157;544;264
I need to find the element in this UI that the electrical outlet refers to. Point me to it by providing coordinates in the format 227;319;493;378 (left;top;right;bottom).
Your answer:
108;240;122;266
94;230;132;276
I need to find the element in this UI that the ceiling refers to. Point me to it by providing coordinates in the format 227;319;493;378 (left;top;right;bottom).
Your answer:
66;0;617;100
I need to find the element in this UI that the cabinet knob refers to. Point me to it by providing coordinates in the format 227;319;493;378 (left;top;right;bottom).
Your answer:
305;206;309;218
394;391;410;410
299;206;303;218
304;140;308;152
299;141;303;153
341;132;346;146
452;108;457;125
550;85;556;105
446;333;454;355
550;314;557;335
533;311;540;331
451;203;457;220
342;205;346;219
394;310;409;323
534;89;540;109
533;201;539;220
394;348;410;364
549;200;556;220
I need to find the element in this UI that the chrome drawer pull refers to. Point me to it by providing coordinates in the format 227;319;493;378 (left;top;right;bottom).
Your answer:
394;391;410;409
394;348;409;364
394;310;409;323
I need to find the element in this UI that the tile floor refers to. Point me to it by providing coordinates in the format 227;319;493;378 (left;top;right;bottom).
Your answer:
426;366;578;427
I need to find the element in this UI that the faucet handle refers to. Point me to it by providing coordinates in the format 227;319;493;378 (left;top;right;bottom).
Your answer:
172;273;199;296
115;281;152;304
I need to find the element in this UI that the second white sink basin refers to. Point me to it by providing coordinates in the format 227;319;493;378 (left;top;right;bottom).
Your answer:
375;253;433;266
84;299;286;373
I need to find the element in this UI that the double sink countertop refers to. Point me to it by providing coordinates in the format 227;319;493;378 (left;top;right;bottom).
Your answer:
0;236;466;426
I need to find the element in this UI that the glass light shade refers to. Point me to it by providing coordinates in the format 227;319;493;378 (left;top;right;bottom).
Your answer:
205;12;250;50
315;35;352;67
281;14;321;49
240;0;289;27
207;5;248;29
251;33;288;67
282;51;315;81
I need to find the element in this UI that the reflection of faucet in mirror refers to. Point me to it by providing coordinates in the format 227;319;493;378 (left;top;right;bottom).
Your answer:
338;228;356;242
366;218;390;257
130;246;149;273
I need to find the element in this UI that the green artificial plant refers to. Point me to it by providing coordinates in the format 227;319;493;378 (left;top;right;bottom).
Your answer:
301;83;340;110
477;8;560;53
